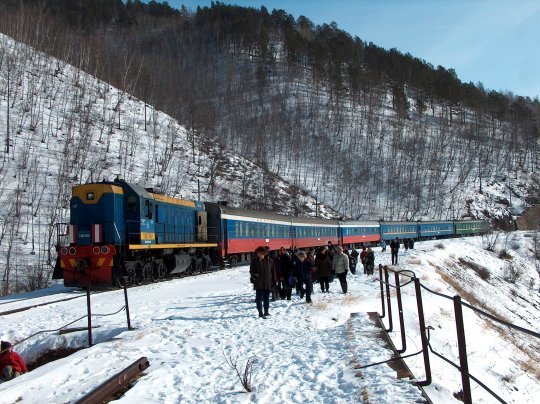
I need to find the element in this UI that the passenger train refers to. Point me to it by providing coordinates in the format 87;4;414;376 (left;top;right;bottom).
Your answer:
54;179;489;288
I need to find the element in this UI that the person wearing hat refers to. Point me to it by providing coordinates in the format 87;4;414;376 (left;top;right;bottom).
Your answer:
0;341;27;381
293;251;316;303
249;246;277;318
332;245;349;293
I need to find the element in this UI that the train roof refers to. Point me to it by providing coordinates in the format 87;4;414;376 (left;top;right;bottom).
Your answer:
417;220;454;224
339;220;380;227
379;221;419;225
205;203;339;227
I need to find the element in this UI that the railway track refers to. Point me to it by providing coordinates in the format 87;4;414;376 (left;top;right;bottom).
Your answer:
0;267;223;317
0;294;90;316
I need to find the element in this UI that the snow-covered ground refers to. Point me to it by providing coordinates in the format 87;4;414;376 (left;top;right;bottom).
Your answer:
1;234;539;403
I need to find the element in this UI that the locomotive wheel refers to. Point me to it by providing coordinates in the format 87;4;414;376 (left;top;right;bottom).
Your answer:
152;262;167;282
134;269;143;285
142;262;153;284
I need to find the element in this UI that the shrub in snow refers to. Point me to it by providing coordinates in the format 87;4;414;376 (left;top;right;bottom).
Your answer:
503;263;521;284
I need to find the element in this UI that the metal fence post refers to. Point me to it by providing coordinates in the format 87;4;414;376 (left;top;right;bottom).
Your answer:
394;271;406;353
384;266;393;332
123;276;133;330
86;283;93;347
379;264;386;319
414;278;431;386
453;295;472;404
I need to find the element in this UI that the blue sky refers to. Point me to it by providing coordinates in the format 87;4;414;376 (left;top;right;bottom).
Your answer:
164;0;540;99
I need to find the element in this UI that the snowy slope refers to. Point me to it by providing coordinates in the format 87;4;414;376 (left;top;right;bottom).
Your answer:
0;234;539;403
0;32;338;294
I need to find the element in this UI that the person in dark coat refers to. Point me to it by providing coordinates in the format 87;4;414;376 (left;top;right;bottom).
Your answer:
278;247;293;300
332;246;349;293
269;250;280;301
404;239;409;251
250;246;277;318
327;241;336;261
293;251;316;303
315;246;332;293
360;246;368;274
409;238;415;249
0;341;27;381
349;246;359;274
366;247;375;275
390;238;400;265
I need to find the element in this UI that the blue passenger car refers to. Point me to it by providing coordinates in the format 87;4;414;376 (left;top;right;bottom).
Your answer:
417;220;454;239
380;221;418;241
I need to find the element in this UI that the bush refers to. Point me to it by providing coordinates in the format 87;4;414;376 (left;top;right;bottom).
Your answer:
503;263;521;284
498;249;513;259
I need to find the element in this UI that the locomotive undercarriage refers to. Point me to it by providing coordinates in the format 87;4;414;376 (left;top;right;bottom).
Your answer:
113;249;212;287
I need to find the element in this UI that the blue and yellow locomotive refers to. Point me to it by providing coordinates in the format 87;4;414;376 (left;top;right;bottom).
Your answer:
56;179;216;287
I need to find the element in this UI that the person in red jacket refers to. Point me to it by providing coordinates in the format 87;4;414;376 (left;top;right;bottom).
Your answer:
0;341;27;381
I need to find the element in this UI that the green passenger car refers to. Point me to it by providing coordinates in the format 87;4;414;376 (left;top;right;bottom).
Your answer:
455;220;489;235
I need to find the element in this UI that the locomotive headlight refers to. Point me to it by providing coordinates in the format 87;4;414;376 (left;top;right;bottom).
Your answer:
101;246;109;254
93;247;101;255
69;247;76;255
61;247;68;256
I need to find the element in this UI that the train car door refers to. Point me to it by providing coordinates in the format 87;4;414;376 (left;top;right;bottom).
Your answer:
197;211;208;242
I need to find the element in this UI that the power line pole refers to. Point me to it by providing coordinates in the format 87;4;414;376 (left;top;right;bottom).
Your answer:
6;62;10;155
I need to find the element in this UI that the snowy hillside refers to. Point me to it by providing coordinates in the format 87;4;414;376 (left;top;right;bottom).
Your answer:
0;32;338;294
0;234;538;403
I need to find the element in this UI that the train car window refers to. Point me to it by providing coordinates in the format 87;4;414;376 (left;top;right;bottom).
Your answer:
144;200;154;219
86;192;95;200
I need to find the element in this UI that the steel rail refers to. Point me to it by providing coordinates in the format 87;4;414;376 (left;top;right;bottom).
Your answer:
75;357;150;404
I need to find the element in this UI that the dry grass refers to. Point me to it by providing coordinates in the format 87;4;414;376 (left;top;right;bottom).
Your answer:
311;300;330;310
518;358;540;380
407;258;422;265
458;257;491;280
434;267;540;379
360;388;371;403
342;294;363;304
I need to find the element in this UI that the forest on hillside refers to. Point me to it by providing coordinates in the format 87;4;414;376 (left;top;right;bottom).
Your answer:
1;0;539;221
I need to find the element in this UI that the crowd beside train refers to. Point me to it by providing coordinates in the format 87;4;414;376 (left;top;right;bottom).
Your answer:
249;238;411;319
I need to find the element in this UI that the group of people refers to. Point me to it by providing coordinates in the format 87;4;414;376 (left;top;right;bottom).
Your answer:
249;241;375;318
248;236;419;317
0;341;27;381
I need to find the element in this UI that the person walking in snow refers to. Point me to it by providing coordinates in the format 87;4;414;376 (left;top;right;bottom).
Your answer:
366;247;375;275
349;246;359;274
250;246;277;318
380;239;386;252
360;246;369;274
327;241;336;261
390;238;400;265
278;247;293;300
315;246;332;293
293;251;316;303
332;246;349;293
0;341;27;381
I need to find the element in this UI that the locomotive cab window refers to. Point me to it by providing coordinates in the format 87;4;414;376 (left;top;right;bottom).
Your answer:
127;196;137;213
86;192;95;201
